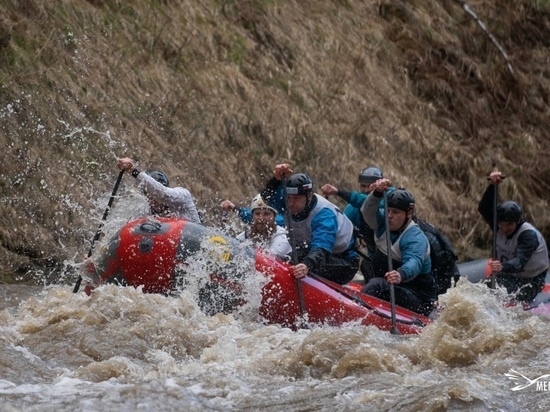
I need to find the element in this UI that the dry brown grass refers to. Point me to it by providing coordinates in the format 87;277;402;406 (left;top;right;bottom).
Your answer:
0;0;549;281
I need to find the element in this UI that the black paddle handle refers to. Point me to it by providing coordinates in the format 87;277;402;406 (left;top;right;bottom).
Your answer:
86;170;125;258
383;190;400;335
73;170;125;293
281;175;307;323
487;171;504;289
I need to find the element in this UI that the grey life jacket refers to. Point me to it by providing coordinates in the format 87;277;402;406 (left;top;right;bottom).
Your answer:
496;222;549;278
375;219;430;262
291;194;353;254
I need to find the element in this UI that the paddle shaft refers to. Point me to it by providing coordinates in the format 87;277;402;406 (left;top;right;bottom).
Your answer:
73;170;125;293
383;190;400;335
490;183;498;288
281;175;307;321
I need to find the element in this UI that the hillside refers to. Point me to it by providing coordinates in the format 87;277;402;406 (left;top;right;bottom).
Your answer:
1;0;549;283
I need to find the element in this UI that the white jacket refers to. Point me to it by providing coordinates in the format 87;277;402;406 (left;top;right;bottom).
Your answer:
237;225;292;257
137;172;201;224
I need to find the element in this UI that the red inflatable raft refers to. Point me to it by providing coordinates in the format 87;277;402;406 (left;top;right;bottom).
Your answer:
80;217;431;334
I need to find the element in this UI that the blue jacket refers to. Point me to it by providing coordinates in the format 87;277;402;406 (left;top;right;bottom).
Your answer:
362;191;436;301
261;178;357;268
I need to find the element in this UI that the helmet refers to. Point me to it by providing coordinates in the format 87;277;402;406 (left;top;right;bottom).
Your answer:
386;189;414;212
497;200;522;222
358;167;383;184
146;170;169;187
250;194;277;214
286;173;314;195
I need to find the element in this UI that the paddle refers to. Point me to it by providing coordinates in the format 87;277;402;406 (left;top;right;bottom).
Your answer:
281;174;307;324
383;190;400;335
490;180;498;289
488;170;505;289
72;170;125;293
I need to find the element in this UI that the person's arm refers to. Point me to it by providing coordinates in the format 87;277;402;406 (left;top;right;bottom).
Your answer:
220;200;253;224
261;163;293;214
260;177;283;208
301;208;338;270
478;184;496;229
137;173;201;223
478;171;504;230
236;207;253;224
347;191;367;208
260;179;286;215
336;189;352;203
136;173;187;206
500;229;539;273
361;191;383;232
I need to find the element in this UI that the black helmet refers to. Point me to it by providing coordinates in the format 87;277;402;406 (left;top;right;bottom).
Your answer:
146;170;169;187
286;173;314;195
358;167;383;184
497;200;522;222
387;189;414;212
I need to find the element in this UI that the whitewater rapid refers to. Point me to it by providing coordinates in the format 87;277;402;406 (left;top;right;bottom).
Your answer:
1;279;550;412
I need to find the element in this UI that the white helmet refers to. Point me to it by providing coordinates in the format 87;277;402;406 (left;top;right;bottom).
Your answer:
250;194;277;214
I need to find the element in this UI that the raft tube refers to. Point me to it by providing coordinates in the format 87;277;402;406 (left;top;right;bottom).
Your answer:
81;217;430;334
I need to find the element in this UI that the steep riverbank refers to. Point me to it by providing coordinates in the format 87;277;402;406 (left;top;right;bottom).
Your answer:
1;0;549;282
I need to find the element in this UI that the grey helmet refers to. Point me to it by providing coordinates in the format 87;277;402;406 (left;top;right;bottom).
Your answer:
358;167;383;184
386;189;414;212
146;170;169;187
286;173;314;195
496;200;522;223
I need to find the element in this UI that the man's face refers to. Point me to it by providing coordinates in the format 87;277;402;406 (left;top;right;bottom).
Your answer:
359;182;373;194
251;208;276;235
287;194;309;215
498;221;517;236
252;208;276;225
387;208;410;231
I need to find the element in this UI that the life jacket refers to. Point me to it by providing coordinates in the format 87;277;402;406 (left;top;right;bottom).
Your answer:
291;194;354;255
496;222;549;278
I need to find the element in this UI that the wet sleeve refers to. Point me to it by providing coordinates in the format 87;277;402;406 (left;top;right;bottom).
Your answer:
261;177;281;204
337;189;352;203
236;207;253;224
478;184;497;230
303;248;330;271
361;192;383;232
136;173;201;223
260;177;286;214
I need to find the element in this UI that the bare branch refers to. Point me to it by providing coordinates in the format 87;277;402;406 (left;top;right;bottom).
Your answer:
456;0;515;77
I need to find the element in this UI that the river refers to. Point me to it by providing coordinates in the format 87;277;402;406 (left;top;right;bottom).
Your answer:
2;192;549;411
1;274;549;411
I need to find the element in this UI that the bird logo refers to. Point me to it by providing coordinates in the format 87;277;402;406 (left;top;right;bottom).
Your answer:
505;369;550;391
